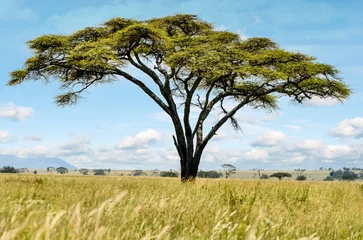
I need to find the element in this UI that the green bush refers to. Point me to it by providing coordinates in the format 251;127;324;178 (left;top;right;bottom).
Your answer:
94;169;106;176
0;166;18;173
197;170;223;178
132;170;147;176
296;175;307;181
160;171;178;178
323;176;335;181
270;172;292;180
260;174;269;179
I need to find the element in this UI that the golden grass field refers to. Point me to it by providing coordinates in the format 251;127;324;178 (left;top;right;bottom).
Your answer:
1;175;363;239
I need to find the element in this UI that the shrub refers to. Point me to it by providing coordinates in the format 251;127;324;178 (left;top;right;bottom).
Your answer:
56;167;68;174
197;170;223;178
94;169;106;176
270;172;292;180
160;171;178;178
0;166;18;173
323;176;335;181
341;171;357;181
260;174;269;179
132;170;147;176
296;175;307;181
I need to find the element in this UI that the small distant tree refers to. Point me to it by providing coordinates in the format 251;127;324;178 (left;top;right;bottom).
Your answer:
132;170;147;176
260;174;269;179
160;171;178;178
296;175;307;181
79;168;89;175
0;166;19;173
18;168;28;174
341;170;357;181
323;176;335;181
197;170;223;178
33;170;37;174
47;166;56;173
329;169;343;181
94;169;106;176
222;164;236;179
152;169;160;177
56;167;68;174
270;172;292;180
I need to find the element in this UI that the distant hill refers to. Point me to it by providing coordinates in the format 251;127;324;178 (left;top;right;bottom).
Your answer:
0;154;76;169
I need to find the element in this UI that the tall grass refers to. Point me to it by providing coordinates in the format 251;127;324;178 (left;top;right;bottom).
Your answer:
0;175;362;239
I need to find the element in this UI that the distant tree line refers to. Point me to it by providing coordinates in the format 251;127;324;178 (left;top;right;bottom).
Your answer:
324;168;363;181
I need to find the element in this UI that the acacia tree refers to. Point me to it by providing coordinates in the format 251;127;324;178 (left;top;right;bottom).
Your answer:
222;164;237;179
8;14;351;182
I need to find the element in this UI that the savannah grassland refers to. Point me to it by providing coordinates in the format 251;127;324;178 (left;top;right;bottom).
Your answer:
1;175;363;240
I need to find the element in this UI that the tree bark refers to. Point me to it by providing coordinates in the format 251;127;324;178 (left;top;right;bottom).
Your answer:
180;155;200;182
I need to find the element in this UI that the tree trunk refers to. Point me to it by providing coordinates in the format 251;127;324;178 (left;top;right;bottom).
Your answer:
180;155;200;183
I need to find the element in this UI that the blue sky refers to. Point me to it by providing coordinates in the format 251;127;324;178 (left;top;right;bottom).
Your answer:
1;0;363;170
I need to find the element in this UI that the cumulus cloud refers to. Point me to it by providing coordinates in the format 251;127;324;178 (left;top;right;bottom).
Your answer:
291;140;325;151
303;97;339;107
251;131;287;147
15;145;50;158
330;117;363;139
58;135;92;156
0;130;17;143
0;102;34;121
322;145;352;159
115;129;162;150
246;149;268;161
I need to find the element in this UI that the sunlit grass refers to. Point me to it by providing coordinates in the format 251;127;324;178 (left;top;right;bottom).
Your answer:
0;175;363;239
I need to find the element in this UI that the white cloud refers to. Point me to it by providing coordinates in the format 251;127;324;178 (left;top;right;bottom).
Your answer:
0;130;16;143
303;96;339;107
58;135;92;156
115;129;162;150
291;140;325;151
23;135;42;142
284;125;301;131
246;149;268;161
251;131;287;147
0;102;34;121
322;145;352;159
15;145;49;158
330;117;363;139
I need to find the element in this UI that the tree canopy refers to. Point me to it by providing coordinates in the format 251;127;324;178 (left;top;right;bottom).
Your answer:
8;14;351;181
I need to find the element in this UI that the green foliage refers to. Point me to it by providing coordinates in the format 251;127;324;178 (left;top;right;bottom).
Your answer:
131;170;147;176
323;176;335;181
296;175;307;181
197;170;223;178
56;167;68;174
222;164;236;179
329;169;358;181
94;169;106;176
0;166;19;173
8;14;351;108
160;171;178;178
270;172;292;180
260;174;269;179
341;171;358;181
